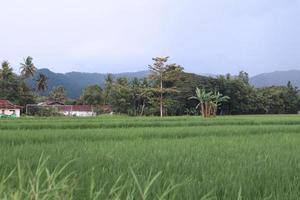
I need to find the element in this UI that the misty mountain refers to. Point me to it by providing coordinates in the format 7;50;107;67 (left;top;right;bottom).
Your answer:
250;70;300;88
27;68;149;98
27;68;300;98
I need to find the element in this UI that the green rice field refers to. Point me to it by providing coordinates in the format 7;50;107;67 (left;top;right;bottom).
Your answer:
1;115;300;199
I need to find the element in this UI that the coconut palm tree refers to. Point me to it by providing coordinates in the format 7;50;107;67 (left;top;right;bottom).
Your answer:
36;73;48;92
0;61;13;80
20;56;36;78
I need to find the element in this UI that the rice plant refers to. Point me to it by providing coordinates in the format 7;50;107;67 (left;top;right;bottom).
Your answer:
1;115;300;199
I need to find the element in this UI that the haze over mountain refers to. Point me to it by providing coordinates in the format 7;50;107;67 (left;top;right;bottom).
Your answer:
250;70;300;88
27;68;300;98
27;68;149;98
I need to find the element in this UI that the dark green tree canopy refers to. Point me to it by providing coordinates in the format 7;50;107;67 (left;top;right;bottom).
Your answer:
79;85;103;105
0;61;14;80
148;57;184;117
36;73;48;92
48;85;67;103
0;57;299;116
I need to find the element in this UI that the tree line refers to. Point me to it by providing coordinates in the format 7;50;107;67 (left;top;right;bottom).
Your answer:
1;56;299;116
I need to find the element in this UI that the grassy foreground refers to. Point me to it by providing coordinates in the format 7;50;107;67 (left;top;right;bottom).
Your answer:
1;115;300;199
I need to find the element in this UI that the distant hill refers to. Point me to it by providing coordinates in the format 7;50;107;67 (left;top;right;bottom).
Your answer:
27;68;300;98
250;70;300;88
27;69;149;98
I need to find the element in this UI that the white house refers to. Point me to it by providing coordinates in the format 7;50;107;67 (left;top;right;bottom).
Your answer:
0;100;22;117
58;105;96;117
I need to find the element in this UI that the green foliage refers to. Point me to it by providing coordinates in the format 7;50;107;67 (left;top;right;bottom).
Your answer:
0;61;14;80
189;88;229;117
2;115;300;199
26;106;62;117
26;69;149;98
0;153;182;200
109;77;132;114
211;73;300;115
103;74;114;105
1;57;300;116
0;156;75;200
36;73;48;92
79;85;103;105
20;56;36;78
29;68;300;116
148;57;184;117
103;77;154;116
0;61;36;106
48;85;67;103
255;83;299;114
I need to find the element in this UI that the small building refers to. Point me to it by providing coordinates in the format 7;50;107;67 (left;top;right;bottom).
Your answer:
58;105;96;117
0;100;22;118
37;101;65;106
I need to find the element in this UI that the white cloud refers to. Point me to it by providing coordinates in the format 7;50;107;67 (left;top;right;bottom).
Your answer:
0;0;299;75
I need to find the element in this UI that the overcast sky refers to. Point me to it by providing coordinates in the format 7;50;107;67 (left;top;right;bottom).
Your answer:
1;0;300;76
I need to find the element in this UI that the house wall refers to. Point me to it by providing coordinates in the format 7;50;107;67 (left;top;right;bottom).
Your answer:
60;111;96;117
0;109;21;117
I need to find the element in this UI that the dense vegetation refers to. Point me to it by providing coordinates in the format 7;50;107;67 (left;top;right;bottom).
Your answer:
1;57;300;116
1;115;300;199
26;68;150;98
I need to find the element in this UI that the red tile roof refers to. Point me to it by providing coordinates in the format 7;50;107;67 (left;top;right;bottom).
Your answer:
0;100;23;109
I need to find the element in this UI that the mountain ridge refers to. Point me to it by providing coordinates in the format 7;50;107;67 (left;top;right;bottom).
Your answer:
250;69;300;88
27;68;300;98
27;68;149;98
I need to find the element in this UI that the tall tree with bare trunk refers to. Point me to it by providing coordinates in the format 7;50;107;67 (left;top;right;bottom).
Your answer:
148;57;183;117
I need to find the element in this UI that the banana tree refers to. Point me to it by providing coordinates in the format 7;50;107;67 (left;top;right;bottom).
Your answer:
189;88;214;117
211;91;230;116
189;88;229;118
